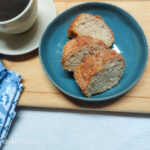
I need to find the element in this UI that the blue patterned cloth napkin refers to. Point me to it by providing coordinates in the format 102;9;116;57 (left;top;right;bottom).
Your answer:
0;62;23;148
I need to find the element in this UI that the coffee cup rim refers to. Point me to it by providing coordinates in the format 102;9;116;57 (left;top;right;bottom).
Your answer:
0;0;33;24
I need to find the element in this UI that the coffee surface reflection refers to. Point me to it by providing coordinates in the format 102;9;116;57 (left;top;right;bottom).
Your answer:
0;0;30;22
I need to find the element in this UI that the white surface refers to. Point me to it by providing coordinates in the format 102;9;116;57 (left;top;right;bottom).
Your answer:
0;0;56;55
111;44;122;54
2;108;150;150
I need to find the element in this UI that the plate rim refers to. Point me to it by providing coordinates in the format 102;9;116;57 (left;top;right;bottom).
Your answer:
39;2;149;102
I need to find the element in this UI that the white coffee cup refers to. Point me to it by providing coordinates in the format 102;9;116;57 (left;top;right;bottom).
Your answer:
0;0;37;34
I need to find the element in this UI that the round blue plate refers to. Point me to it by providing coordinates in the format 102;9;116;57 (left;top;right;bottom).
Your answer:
39;2;148;102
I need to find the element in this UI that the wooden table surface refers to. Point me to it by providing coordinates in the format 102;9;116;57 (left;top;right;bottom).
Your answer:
1;0;150;113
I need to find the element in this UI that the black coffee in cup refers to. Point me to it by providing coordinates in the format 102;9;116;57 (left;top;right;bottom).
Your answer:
0;0;30;22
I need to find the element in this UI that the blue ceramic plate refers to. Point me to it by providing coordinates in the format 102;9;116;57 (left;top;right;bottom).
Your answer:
39;2;148;102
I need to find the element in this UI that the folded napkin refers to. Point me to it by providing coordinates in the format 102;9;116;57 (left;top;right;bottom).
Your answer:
0;62;23;148
0;62;7;81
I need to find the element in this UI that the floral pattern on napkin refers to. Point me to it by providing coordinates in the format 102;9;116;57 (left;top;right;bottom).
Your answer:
0;62;23;148
0;62;7;81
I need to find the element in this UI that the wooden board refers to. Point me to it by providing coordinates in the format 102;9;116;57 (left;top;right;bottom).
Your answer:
1;0;150;113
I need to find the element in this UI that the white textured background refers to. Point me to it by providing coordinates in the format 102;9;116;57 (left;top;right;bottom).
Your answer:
3;107;150;150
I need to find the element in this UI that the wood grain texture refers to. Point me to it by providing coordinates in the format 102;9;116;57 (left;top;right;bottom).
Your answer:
1;0;150;112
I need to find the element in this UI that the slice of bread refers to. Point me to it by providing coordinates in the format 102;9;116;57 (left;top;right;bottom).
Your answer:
74;49;125;97
68;13;114;47
61;36;108;72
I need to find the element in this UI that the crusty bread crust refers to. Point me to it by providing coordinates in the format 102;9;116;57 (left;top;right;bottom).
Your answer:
74;50;125;97
62;36;93;63
61;36;108;71
67;13;114;47
67;14;83;38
